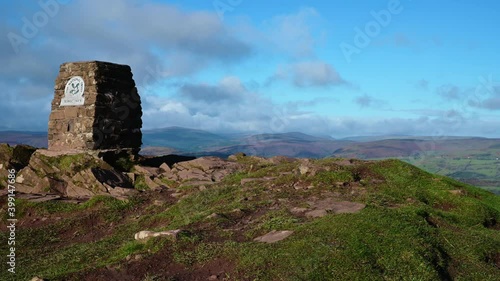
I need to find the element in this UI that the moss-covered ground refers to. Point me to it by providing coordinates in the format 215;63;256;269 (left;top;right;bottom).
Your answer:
0;158;498;280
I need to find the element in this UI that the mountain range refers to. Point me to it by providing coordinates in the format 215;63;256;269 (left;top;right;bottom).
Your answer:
1;127;499;194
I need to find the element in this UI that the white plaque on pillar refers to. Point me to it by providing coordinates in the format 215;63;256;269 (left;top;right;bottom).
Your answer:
60;76;85;106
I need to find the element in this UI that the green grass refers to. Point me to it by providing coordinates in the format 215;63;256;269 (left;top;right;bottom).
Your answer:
402;151;500;192
113;156;135;172
172;241;221;266
153;184;247;230
10;195;140;221
226;160;500;280
0;196;146;280
134;175;150;191
40;153;90;173
1;158;499;280
13;223;142;280
483;186;500;195
15;199;81;217
245;209;300;239
233;207;450;280
312;170;354;186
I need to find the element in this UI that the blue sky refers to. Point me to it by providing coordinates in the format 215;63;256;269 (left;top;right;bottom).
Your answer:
1;0;499;137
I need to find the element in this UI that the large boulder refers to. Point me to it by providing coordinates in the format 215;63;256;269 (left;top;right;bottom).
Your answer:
0;143;36;189
0;144;13;189
16;149;134;198
161;156;242;183
10;144;37;170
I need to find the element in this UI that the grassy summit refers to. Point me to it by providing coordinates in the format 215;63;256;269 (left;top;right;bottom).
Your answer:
0;156;499;280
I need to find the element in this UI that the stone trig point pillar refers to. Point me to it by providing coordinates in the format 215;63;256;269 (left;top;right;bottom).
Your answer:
48;61;142;151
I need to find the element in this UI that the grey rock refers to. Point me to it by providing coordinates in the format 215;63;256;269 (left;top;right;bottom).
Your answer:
134;229;181;241
254;230;294;243
305;209;328;218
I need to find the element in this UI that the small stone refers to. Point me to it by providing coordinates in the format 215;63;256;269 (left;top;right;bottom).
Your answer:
27;194;61;203
208;275;218;280
206;213;220;219
254;230;294;243
299;164;310;175
331;201;365;214
171;192;183;198
290;207;308;214
305;209;328;218
133;165;153;176
228;152;246;161
134;229;181;241
126;172;135;183
160;162;171;173
153;177;166;186
448;189;463;195
144;176;160;190
15;174;25;183
108;186;139;197
134;230;154;240
153;200;166;206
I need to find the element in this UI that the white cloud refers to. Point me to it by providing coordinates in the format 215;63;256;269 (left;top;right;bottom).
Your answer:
158;101;189;115
437;84;463;100
237;7;324;59
139;76;499;138
354;94;387;108
415;79;429;91
179;76;248;103
0;0;253;130
265;7;321;58
268;61;346;87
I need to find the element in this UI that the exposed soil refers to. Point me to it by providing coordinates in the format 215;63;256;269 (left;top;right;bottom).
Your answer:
483;217;500;230
434;202;455;211
69;257;237;281
487;252;500;269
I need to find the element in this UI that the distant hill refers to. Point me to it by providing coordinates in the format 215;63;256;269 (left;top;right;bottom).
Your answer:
142;129;348;158
206;132;350;158
0;131;48;148
341;135;485;142
331;138;500;194
1;128;498;193
331;138;500;159
142;126;233;152
0;128;344;157
243;132;333;143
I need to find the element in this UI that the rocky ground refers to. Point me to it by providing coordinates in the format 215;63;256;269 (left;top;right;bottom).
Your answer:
0;144;499;280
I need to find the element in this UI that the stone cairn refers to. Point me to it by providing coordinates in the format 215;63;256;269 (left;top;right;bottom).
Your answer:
47;61;142;151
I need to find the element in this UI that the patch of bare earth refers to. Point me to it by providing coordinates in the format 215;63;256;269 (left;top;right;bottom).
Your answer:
434;202;455;211
71;257;237;281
